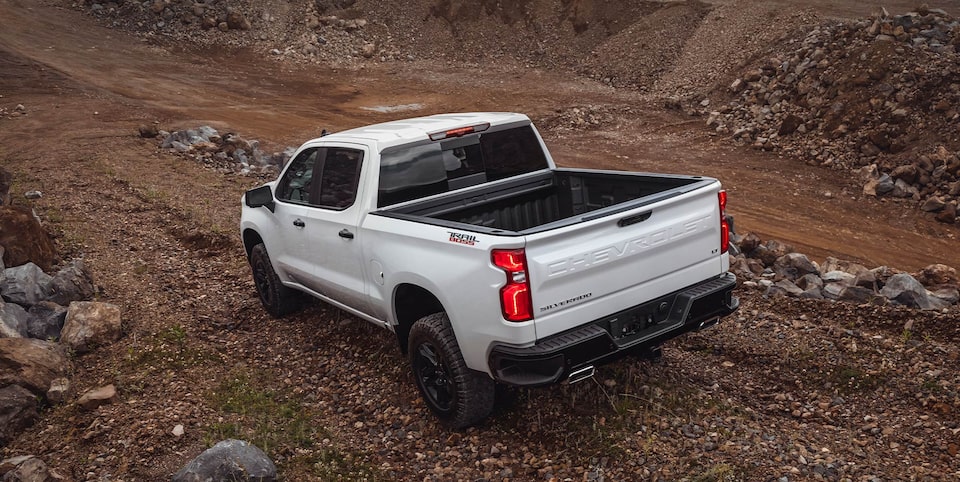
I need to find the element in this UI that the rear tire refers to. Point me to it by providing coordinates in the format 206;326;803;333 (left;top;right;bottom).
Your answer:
250;243;302;317
408;312;494;429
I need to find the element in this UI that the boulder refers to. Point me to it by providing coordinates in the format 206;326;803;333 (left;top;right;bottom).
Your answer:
799;288;824;300
821;270;855;285
0;338;69;397
778;114;804;136
921;195;946;212
172;439;277;482
44;259;96;306
890;164;918;184
764;279;804;297
0;206;57;271
729;256;756;280
59;302;121;354
870;265;898;285
226;10;251;30
822;282;846;300
864;173;895;196
796;273;824;291
891;178;919;198
880;273;945;310
0;385;38;446
935;203;956;224
773;253;819;280
854;270;878;291
0;455;64;481
77;384;117;411
737;232;762;254
46;377;71;404
838;286;879;304
1;263;52;307
26;301;67;341
930;287;960;305
138;124;159;138
0;301;29;338
914;264;958;287
821;257;869;276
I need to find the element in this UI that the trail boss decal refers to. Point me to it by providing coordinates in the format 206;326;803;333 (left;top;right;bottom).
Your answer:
448;232;478;246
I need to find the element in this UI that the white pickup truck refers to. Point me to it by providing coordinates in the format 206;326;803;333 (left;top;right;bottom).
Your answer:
240;112;738;428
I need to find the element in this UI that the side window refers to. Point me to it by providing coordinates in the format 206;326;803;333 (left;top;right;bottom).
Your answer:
276;148;321;204
317;148;363;209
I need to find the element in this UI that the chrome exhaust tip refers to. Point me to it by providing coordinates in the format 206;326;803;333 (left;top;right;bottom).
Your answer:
567;365;595;384
697;317;720;330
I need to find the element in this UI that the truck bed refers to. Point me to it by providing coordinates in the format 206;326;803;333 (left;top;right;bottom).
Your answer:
379;169;713;235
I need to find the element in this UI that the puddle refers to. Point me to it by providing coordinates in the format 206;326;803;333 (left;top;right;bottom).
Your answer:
360;103;425;113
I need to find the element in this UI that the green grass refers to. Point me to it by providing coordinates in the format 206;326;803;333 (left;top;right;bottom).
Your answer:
691;463;740;482
124;325;214;373
205;371;380;480
206;372;316;452
827;364;886;393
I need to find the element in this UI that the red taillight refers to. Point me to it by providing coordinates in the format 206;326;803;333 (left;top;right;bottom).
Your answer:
719;190;729;254
492;249;533;322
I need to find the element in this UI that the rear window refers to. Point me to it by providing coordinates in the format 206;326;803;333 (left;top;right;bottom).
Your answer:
377;125;548;207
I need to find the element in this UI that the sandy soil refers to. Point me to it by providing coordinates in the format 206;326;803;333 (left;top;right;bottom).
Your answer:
1;0;959;480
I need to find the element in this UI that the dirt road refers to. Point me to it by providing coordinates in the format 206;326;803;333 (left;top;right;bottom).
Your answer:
4;0;957;271
2;0;959;480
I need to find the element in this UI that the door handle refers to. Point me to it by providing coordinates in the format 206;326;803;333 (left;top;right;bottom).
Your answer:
339;229;354;239
293;218;305;228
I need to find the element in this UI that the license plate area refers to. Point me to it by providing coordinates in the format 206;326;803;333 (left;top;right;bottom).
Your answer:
598;292;681;348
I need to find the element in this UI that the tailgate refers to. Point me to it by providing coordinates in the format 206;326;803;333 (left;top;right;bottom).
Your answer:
524;180;724;340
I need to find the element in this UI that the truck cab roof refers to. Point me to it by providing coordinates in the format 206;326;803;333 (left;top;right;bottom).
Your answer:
312;112;531;152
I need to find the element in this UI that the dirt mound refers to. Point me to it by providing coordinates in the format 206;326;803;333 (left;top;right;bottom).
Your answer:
77;0;731;84
703;7;960;223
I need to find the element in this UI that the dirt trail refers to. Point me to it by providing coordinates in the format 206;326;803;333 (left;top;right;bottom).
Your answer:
2;1;960;481
4;0;956;271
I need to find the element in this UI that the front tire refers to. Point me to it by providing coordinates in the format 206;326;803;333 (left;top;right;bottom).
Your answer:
249;243;302;317
408;312;494;429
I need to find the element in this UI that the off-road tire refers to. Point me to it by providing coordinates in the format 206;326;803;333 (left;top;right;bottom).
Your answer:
408;312;495;429
250;243;302;317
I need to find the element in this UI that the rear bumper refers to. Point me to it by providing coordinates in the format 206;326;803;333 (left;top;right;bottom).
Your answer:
488;272;739;387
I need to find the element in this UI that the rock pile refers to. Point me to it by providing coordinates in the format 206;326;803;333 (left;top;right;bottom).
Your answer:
0;183;124;451
0;103;27;120
147;125;294;176
730;232;959;310
79;0;383;66
710;7;960;224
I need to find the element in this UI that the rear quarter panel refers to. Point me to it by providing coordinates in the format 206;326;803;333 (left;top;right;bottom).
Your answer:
360;213;535;373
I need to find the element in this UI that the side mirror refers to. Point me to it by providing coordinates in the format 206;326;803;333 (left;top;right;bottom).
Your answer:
245;185;276;213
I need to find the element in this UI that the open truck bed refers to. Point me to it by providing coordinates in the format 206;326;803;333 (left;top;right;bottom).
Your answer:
378;168;714;235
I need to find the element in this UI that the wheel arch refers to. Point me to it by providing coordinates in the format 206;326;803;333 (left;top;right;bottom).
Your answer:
393;283;444;355
242;228;264;259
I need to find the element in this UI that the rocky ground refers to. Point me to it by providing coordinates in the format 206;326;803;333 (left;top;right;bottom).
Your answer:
1;0;960;480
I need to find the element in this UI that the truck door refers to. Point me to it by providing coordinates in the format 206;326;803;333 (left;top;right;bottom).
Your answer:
299;145;371;314
271;146;324;293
